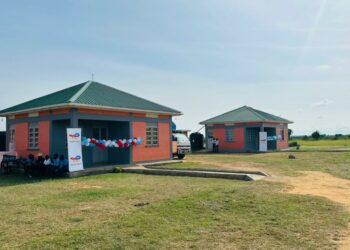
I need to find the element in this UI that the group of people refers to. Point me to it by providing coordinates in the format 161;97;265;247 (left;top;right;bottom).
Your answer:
212;138;220;153
25;153;69;178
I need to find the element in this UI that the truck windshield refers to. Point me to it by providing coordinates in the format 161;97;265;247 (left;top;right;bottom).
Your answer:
174;134;188;142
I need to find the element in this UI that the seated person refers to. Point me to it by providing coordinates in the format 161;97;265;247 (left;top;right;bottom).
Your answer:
58;155;69;174
36;153;45;176
51;154;60;176
43;155;52;176
25;154;36;178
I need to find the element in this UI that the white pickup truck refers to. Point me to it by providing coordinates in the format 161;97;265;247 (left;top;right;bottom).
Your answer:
172;133;191;159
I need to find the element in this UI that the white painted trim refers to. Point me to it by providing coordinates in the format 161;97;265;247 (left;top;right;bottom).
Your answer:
0;103;183;117
28;112;39;117
146;113;159;118
69;81;92;102
200;120;293;125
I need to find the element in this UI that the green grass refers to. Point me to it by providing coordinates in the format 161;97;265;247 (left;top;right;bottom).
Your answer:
184;151;350;179
290;138;350;150
0;172;349;249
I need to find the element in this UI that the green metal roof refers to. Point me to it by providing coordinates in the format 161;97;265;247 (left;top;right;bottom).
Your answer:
0;81;182;115
200;106;292;124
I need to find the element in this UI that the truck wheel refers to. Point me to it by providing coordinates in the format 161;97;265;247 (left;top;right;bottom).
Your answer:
177;154;185;160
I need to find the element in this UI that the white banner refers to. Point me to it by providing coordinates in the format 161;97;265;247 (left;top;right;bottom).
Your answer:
259;132;268;152
67;128;84;172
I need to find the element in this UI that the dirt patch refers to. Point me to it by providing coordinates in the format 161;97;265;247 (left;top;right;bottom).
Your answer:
273;171;350;250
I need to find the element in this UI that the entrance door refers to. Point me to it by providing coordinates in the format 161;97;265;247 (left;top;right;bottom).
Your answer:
265;128;277;151
246;128;260;151
92;127;108;164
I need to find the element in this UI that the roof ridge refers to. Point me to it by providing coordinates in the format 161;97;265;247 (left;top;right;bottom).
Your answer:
88;81;182;114
245;106;267;121
200;106;247;124
251;107;292;123
199;105;293;125
69;81;92;103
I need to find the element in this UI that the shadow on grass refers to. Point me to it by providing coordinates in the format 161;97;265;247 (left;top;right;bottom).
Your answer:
0;174;60;187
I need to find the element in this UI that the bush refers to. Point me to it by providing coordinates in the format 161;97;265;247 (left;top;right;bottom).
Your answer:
288;142;299;147
311;131;321;140
114;167;124;173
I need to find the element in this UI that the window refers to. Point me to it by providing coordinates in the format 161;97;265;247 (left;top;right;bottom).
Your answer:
92;127;108;140
225;128;235;142
146;123;158;146
281;128;285;141
9;125;15;143
207;128;213;139
28;123;39;149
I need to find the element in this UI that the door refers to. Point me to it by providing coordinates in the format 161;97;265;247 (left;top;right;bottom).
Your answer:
265;128;277;150
92;127;109;164
246;128;260;151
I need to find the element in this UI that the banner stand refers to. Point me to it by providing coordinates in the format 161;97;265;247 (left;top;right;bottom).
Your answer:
259;132;268;152
67;128;84;172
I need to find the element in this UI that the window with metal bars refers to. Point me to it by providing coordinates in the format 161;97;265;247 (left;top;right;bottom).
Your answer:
28;123;39;149
146;123;159;146
225;128;235;142
207;128;213;139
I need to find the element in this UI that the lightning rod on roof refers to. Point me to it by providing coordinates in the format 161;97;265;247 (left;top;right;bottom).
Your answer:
91;73;94;81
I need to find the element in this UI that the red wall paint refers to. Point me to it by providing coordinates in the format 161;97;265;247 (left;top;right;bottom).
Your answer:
132;122;171;162
15;113;28;119
277;126;289;149
38;121;50;156
15;123;28;157
212;127;245;150
78;108;169;119
14;121;50;157
52;108;70;115
78;108;129;116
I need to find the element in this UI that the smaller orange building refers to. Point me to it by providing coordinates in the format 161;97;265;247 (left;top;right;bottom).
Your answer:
200;106;293;152
0;81;182;166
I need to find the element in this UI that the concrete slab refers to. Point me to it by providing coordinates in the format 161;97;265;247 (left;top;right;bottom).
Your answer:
123;165;266;181
67;160;267;181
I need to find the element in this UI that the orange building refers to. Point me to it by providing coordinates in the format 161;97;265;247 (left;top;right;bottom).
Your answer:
200;106;293;152
0;81;182;166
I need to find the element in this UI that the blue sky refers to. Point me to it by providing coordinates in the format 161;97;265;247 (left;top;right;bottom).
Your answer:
1;0;350;135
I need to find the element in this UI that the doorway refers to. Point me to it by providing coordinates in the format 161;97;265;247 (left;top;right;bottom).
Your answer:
92;127;109;164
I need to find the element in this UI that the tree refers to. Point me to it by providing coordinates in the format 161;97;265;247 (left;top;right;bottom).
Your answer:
288;129;293;139
311;131;321;140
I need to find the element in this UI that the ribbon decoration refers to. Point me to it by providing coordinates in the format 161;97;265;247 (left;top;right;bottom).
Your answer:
82;137;143;149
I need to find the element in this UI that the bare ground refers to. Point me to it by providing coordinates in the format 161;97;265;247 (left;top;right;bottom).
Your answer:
188;158;350;249
273;171;350;250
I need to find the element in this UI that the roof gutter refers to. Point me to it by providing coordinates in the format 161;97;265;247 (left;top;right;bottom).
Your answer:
200;120;294;125
0;103;183;117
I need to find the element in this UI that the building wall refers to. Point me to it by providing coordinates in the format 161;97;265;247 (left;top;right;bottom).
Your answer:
276;125;289;149
212;127;245;151
14;121;50;157
7;108;173;162
132;121;171;162
207;122;290;152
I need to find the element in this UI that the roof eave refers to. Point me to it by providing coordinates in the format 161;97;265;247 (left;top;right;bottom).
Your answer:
200;120;293;125
0;103;182;117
